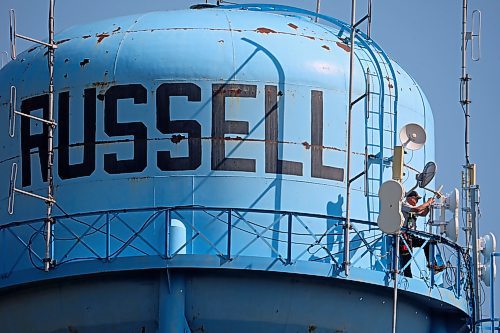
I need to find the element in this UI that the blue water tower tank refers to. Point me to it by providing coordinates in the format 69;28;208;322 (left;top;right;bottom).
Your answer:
0;5;468;333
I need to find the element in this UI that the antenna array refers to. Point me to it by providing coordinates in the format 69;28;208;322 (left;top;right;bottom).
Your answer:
6;0;58;272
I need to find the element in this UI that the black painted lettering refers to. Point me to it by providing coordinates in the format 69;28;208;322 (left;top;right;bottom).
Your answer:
21;94;49;187
156;83;202;171
311;90;344;181
58;89;96;179
103;84;148;174
265;85;303;176
211;84;256;172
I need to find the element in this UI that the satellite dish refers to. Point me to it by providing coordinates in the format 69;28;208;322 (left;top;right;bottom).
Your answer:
481;233;497;260
417;161;437;188
377;180;404;234
399;123;427;151
480;261;496;287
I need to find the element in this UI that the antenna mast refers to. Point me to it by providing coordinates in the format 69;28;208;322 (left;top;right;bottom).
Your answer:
460;0;482;328
7;0;58;272
45;0;56;273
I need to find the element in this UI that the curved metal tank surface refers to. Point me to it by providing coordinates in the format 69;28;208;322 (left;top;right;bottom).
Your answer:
0;5;467;333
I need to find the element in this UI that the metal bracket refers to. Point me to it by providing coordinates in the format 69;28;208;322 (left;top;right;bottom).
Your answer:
8;162;55;215
9;9;58;60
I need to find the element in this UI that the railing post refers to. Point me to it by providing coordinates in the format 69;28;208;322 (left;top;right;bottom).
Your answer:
430;241;435;287
456;248;461;298
105;212;110;261
227;209;232;260
287;213;292;265
165;209;171;259
491;253;496;333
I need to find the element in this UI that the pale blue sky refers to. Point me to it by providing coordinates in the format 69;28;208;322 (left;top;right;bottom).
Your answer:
1;0;499;319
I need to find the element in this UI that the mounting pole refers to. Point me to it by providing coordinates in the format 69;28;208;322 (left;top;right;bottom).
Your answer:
392;234;400;333
44;0;56;272
343;0;358;276
460;0;482;327
461;0;471;166
315;0;320;22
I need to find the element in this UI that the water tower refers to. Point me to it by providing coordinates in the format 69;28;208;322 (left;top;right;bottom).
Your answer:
0;3;472;332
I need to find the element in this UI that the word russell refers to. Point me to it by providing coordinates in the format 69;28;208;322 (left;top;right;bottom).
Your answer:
17;83;345;187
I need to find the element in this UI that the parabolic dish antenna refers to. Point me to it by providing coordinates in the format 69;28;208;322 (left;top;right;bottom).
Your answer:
481;262;496;287
417;161;437;188
399;123;427;151
482;233;497;259
480;233;497;287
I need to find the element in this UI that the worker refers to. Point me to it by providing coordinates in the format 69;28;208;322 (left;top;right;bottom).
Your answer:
400;190;445;277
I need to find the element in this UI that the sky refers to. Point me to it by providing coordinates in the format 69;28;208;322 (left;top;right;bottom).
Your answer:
0;0;499;322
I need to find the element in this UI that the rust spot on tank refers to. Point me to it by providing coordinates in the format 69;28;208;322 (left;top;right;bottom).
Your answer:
171;134;185;144
218;40;224;44
80;58;90;67
256;27;276;34
221;88;242;95
288;23;298;29
305;36;315;40
56;38;71;45
96;32;110;43
112;26;121;33
27;46;37;53
97;94;105;101
388;83;394;89
92;81;114;88
64;58;69;63
302;141;311;149
82;35;91;39
322;45;330;51
336;42;350;52
64;74;68;79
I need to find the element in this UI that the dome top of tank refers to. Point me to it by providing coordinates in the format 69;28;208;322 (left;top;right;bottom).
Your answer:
3;4;428;109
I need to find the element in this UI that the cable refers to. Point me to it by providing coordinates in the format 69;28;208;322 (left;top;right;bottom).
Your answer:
27;230;45;271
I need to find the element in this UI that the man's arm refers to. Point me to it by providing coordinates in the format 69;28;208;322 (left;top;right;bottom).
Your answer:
411;198;435;216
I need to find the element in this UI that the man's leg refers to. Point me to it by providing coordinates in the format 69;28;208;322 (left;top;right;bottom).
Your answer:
412;236;431;264
399;246;413;278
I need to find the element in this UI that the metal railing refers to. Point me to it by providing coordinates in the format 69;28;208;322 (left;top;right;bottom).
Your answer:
0;205;466;298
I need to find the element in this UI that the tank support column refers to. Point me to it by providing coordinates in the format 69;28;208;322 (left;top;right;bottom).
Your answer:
159;270;192;333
